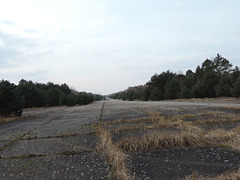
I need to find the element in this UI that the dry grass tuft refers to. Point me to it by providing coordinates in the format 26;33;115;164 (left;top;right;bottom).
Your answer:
108;113;204;134
0;117;19;124
175;97;240;104
178;110;240;127
152;117;199;131
116;121;240;153
97;127;135;180
148;111;167;122
116;123;148;132
97;109;240;179
0;114;35;125
205;128;240;152
104;117;150;125
220;106;240;111
233;125;240;134
196;115;240;125
184;168;240;180
117;131;216;152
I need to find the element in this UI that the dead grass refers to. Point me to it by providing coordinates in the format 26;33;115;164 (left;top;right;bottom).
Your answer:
184;168;240;180
0;117;19;124
175;110;240;128
60;149;94;156
103;111;203;134
109;111;240;153
195;112;240;125
103;117;150;125
97;125;135;180
220;105;240;111
179;111;224;120
0;154;48;159
0;114;35;125
23;131;97;140
111;114;203;135
115;123;148;132
116;123;240;153
223;125;240;152
174;97;240;104
117;131;216;152
98;107;240;179
233;125;240;134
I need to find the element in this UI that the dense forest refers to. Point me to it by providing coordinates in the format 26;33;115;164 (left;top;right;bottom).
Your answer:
0;79;103;117
111;54;240;101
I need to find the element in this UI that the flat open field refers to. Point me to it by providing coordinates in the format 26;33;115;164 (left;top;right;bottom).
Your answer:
0;99;240;179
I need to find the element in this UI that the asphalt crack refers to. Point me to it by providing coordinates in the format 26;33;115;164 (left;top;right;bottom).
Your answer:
0;116;59;151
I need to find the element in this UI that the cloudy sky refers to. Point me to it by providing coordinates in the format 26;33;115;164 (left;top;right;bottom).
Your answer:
0;0;240;94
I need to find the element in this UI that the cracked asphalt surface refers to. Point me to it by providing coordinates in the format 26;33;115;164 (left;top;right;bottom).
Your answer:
0;102;109;179
0;99;240;179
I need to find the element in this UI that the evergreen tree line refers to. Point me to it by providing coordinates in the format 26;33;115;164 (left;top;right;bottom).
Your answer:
111;54;240;101
0;79;103;117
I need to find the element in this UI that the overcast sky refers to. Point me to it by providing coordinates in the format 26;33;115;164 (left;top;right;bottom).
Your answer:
0;0;240;94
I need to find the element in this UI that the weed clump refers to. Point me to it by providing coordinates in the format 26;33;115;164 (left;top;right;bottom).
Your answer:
117;131;216;152
97;127;135;180
184;168;240;180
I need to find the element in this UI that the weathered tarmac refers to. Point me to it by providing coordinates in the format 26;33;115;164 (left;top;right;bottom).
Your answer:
0;99;240;179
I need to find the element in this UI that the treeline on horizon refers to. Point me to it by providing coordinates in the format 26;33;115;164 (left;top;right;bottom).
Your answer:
111;54;240;101
0;79;103;117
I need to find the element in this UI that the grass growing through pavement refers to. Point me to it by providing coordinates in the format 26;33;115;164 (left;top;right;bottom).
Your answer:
184;168;240;180
0;114;35;125
97;125;135;180
117;131;216;152
97;108;240;179
114;111;240;152
116;125;240;153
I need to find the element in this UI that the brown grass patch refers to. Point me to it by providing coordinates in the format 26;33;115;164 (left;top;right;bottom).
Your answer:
221;106;240;111
108;119;192;134
97;125;135;180
117;131;216;152
174;97;240;104
0;114;35;125
103;117;150;125
177;110;240;127
115;123;148;132
96;108;240;179
184;168;240;180
100;109;240;154
105;112;203;134
116;126;240;153
195;112;240;125
179;111;224;120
